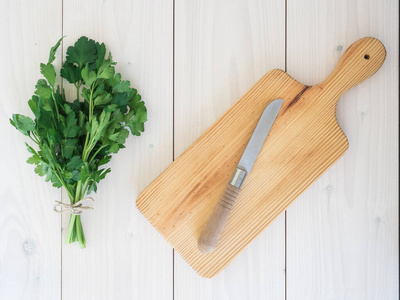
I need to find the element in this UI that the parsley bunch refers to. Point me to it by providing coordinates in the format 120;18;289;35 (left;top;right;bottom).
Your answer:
10;37;147;248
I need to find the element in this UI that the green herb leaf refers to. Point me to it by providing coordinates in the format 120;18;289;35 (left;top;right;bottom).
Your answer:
94;92;112;106
113;80;131;93
67;156;84;171
61;62;82;84
98;155;111;166
81;87;91;102
35;79;52;99
27;155;41;165
40;63;56;87
34;162;50;177
97;60;115;80
25;142;39;155
95;42;106;69
109;128;129;144
48;36;64;64
66;36;97;68
50;173;63;188
81;64;97;86
78;163;90;183
65;112;81;138
26;143;42;165
10;114;35;136
62;138;78;159
111;93;130;112
28;95;39;116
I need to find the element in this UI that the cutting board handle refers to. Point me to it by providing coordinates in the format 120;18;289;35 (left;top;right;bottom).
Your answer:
322;37;386;100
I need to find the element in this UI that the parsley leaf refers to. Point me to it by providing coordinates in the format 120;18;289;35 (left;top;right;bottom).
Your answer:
95;42;106;69
40;63;56;87
10;114;36;136
113;80;131;93
81;64;96;86
97;59;115;79
67;156;84;171
48;36;64;64
35;79;52;99
66;36;97;68
61;62;82;84
64;112;81;138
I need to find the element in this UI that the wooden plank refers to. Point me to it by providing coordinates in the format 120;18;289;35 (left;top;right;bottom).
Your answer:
61;1;173;299
0;1;62;299
286;0;399;298
173;0;285;295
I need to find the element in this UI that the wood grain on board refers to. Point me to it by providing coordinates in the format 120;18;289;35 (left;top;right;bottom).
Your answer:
137;37;386;278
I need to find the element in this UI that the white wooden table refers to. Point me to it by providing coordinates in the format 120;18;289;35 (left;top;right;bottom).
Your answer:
0;0;398;299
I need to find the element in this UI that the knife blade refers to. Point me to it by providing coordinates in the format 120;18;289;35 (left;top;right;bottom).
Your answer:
198;99;284;254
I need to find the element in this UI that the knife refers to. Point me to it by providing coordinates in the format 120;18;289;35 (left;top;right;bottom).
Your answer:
197;99;284;254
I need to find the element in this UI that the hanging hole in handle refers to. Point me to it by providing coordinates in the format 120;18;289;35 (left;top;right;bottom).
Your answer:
364;54;370;60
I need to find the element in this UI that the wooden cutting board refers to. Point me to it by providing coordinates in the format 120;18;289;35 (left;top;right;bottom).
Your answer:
136;37;386;278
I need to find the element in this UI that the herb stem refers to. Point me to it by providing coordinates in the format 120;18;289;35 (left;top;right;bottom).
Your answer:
81;178;89;193
82;134;90;161
75;216;85;248
29;133;39;145
51;92;60;121
70;180;86;247
76;83;81;101
81;84;96;162
88;145;107;165
32;132;40;144
53;171;74;200
65;214;76;243
88;85;95;122
75;181;83;204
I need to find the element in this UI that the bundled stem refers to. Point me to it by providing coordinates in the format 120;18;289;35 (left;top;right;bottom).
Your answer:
65;181;88;247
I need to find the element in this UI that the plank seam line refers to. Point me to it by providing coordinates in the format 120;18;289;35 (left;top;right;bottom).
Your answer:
284;0;288;299
172;0;175;299
60;0;64;298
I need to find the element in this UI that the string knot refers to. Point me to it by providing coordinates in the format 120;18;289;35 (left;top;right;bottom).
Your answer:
53;197;95;215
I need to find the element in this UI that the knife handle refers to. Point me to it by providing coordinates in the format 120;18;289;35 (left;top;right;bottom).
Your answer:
198;183;240;254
